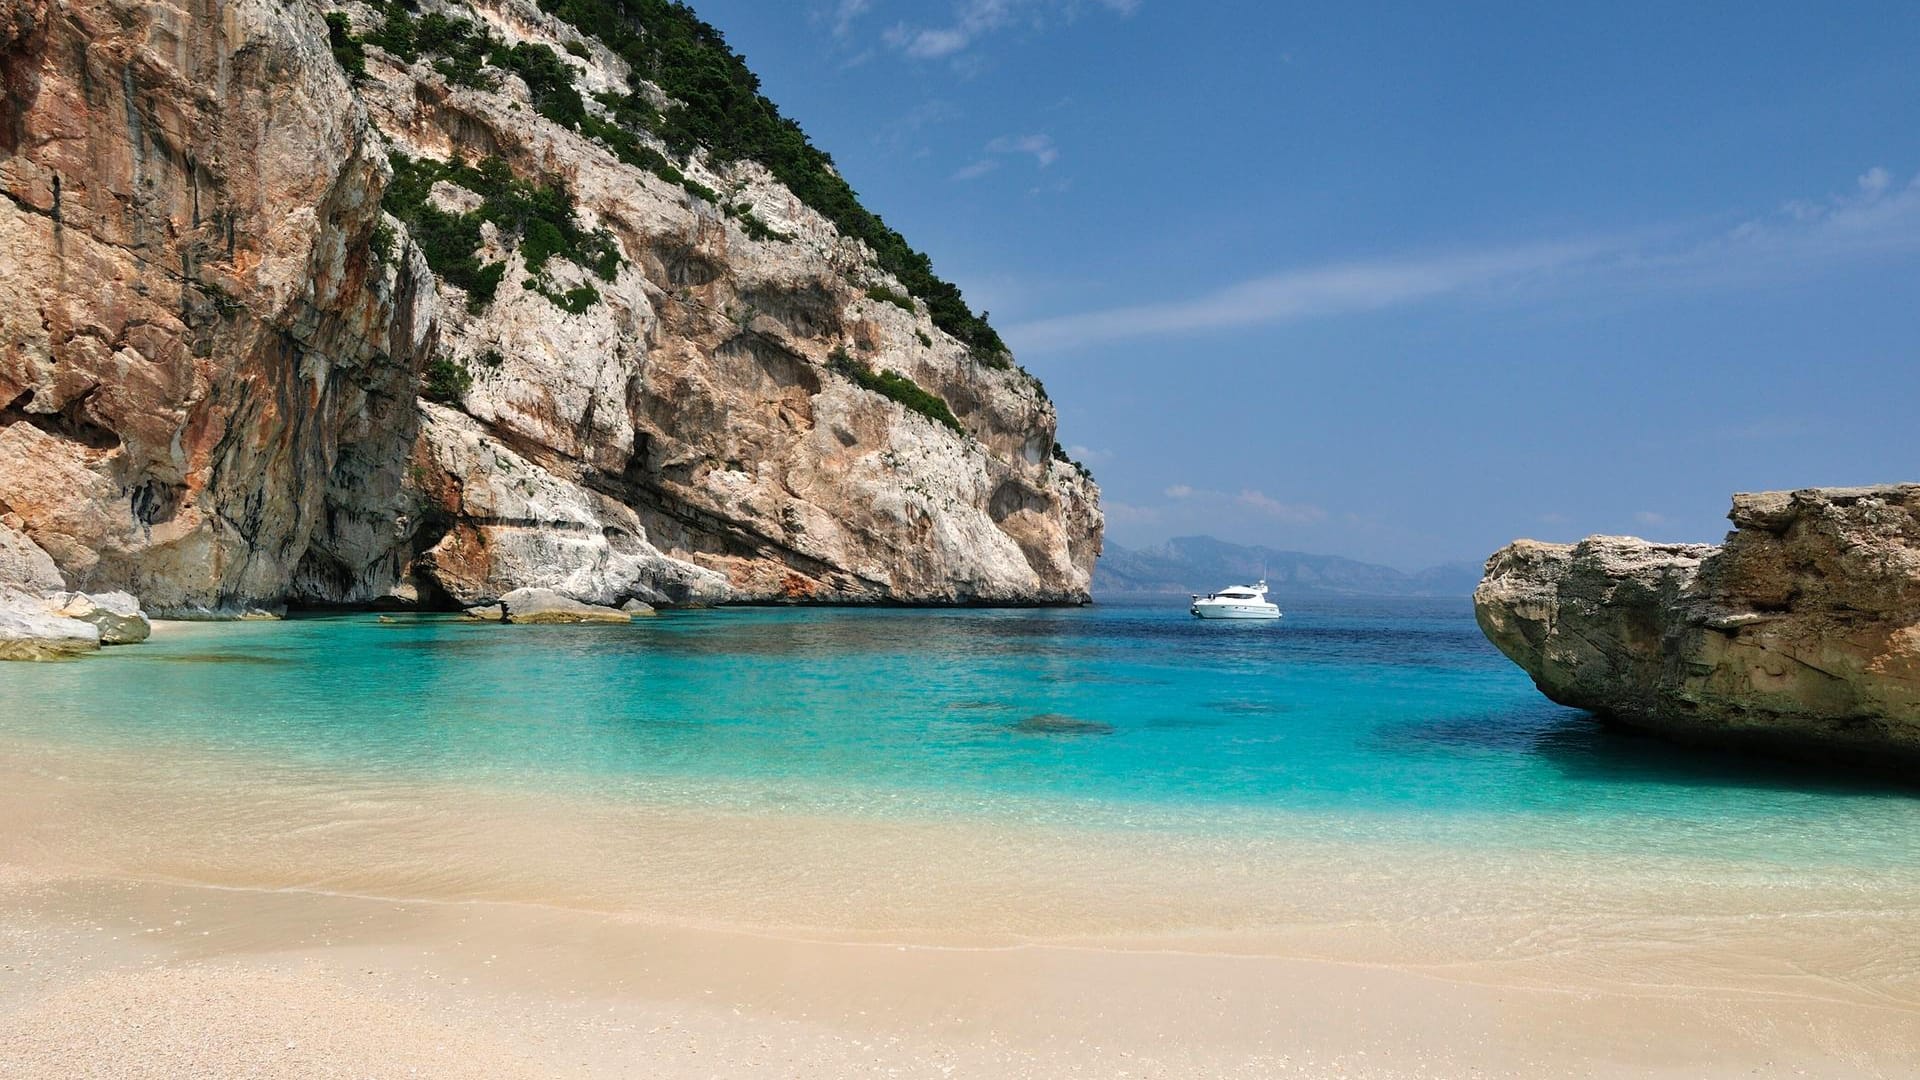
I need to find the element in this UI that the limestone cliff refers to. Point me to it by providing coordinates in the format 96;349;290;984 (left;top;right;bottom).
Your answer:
1475;486;1920;769
0;0;1101;613
1;0;436;614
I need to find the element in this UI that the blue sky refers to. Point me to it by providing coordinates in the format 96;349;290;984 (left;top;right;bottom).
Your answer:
692;0;1920;569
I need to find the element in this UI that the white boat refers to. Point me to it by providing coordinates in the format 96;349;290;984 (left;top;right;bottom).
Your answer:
1190;580;1282;620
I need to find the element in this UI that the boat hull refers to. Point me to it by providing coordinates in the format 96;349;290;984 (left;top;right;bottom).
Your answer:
1190;604;1281;620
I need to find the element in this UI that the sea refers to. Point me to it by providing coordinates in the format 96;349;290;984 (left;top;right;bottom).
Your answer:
5;597;1919;979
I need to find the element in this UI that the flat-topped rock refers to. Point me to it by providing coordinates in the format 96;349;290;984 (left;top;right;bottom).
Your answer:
0;594;102;661
48;591;150;645
1475;485;1920;771
498;588;632;625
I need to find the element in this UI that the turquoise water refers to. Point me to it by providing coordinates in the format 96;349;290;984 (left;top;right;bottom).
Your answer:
4;598;1918;869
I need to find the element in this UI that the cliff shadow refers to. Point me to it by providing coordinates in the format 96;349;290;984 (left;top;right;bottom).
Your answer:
1379;706;1917;797
1527;713;1920;798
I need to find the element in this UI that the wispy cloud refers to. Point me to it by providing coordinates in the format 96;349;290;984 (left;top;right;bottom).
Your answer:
876;99;962;157
1008;167;1920;352
1236;489;1328;524
987;133;1059;167
951;158;1000;181
1101;499;1162;525
1152;485;1324;524
885;0;1140;62
821;0;873;38
955;133;1060;181
1008;240;1609;350
1633;511;1667;527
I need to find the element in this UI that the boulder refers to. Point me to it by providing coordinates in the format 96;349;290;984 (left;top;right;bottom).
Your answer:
0;521;64;593
48;591;151;645
498;588;632;625
463;604;506;622
0;594;102;661
619;599;659;617
1475;485;1920;771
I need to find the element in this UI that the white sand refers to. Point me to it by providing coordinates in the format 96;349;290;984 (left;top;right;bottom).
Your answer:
2;737;1917;1077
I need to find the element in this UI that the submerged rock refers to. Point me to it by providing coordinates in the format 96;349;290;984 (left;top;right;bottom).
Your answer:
498;588;632;625
47;591;151;645
1013;713;1116;737
1475;485;1920;771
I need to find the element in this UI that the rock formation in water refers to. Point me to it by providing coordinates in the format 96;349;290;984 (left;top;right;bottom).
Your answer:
1475;485;1920;768
0;0;1101;622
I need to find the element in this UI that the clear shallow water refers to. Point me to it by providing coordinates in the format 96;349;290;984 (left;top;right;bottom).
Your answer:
4;598;1918;871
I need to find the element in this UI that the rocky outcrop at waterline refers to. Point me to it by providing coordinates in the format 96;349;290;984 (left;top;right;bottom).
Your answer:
0;0;1100;617
1;520;150;658
1474;485;1920;769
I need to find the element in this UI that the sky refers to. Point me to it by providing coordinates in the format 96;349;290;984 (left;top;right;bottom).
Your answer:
690;0;1920;569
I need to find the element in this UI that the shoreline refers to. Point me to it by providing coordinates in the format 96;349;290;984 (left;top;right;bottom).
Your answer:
136;594;1105;624
8;874;1918;1079
6;865;1918;1077
3;731;1918;1076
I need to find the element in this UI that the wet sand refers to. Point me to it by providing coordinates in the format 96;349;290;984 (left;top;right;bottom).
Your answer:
3;736;1918;1077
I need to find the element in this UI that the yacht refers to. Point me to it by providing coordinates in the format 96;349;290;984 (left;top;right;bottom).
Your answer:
1190;580;1282;620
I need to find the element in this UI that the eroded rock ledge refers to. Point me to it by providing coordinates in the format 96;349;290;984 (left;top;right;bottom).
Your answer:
1475;485;1920;770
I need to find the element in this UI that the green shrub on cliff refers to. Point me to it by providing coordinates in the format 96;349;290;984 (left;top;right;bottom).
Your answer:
828;349;963;435
490;42;588;128
734;208;790;242
324;13;367;82
365;6;493;73
382;151;620;313
422;355;474;403
1052;442;1093;481
532;0;1011;366
864;285;915;313
534;282;603;314
368;220;397;263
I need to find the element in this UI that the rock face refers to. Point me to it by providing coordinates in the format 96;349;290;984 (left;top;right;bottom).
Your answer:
1;0;436;616
1476;485;1920;768
0;0;1101;614
409;404;728;607
0;518;63;592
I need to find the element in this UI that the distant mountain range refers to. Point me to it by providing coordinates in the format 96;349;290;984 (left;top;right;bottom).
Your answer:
1096;536;1484;598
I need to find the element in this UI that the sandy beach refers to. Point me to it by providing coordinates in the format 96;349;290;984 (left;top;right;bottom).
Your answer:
1;0;1913;1072
3;733;1917;1078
